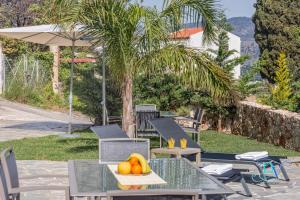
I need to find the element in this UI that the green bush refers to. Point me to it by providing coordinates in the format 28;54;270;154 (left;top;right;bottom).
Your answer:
133;73;235;116
133;73;193;111
258;53;296;111
292;81;300;112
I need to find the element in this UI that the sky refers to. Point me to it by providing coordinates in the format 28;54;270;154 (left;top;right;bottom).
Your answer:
142;0;256;18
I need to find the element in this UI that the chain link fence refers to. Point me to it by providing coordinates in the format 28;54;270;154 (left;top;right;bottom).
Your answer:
3;54;50;93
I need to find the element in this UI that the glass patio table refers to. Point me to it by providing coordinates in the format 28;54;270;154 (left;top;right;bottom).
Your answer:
68;158;233;199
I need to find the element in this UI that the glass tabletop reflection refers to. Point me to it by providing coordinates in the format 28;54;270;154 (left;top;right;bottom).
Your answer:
69;158;232;196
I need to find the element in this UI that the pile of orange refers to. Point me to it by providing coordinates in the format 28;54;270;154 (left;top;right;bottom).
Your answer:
117;157;142;175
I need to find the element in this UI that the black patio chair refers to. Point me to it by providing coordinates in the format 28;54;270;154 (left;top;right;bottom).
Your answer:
175;108;205;144
135;104;157;112
135;110;160;137
0;148;70;200
149;118;290;189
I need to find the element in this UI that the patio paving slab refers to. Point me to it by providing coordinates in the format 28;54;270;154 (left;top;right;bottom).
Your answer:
15;158;300;200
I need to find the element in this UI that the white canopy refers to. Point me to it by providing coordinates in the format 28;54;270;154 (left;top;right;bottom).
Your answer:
0;24;95;134
0;24;92;47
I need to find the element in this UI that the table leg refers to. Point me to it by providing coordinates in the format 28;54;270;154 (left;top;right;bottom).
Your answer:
196;152;201;166
176;153;182;159
151;152;157;159
160;136;162;148
193;194;199;200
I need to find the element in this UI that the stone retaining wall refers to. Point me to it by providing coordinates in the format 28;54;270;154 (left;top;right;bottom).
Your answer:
232;101;300;151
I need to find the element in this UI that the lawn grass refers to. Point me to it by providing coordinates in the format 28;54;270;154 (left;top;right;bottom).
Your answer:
0;130;299;161
200;131;300;157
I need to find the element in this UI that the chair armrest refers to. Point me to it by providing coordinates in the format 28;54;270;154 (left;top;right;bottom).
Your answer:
20;174;68;179
10;185;70;200
10;185;68;193
193;121;202;125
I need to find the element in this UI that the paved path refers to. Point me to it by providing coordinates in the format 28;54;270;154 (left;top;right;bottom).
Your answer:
16;158;300;200
227;158;300;200
0;98;92;141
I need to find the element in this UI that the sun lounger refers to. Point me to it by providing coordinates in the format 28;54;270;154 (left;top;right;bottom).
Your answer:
90;124;128;139
149;118;290;188
202;164;252;197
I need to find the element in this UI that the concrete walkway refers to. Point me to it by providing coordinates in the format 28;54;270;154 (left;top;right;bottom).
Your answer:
16;158;300;200
0;98;92;141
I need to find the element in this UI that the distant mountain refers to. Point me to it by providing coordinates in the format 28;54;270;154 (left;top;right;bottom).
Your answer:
228;17;260;76
228;17;255;40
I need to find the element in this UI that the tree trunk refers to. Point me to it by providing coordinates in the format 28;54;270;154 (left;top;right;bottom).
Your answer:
217;114;222;132
122;75;135;138
50;45;60;94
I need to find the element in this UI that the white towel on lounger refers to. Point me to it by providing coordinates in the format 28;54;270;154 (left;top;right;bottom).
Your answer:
202;164;233;175
235;151;268;160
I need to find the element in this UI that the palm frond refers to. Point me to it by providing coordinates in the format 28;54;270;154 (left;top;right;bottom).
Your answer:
136;44;239;104
162;0;220;43
223;55;249;72
50;0;237;104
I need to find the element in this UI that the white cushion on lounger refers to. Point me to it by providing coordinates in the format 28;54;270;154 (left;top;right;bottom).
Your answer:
235;151;268;160
202;164;233;175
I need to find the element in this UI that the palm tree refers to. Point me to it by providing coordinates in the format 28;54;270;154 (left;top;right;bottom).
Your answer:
50;0;238;137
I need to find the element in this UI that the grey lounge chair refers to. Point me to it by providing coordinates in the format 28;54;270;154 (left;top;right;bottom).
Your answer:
91;124;128;139
205;168;252;197
149;118;290;189
0;148;70;200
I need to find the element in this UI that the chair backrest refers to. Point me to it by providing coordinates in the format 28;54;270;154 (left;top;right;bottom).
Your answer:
135;104;157;112
193;108;200;120
0;148;19;192
149;118;200;149
135;111;160;135
90;124;128;139
99;138;150;164
0;160;9;200
194;108;205;130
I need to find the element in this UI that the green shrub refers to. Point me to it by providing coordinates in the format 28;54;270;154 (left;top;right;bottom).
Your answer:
133;73;192;111
258;53;296;111
292;81;300;112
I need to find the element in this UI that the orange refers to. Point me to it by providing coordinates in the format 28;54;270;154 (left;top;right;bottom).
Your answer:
117;161;131;175
131;164;142;175
117;183;131;190
130;185;142;190
129;157;139;166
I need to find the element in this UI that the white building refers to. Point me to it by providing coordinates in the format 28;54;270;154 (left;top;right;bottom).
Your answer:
171;28;241;79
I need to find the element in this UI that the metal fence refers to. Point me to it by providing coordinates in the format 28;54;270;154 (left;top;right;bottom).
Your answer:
2;54;50;93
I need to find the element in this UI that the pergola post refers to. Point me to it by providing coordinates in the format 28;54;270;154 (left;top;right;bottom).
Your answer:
50;45;60;94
